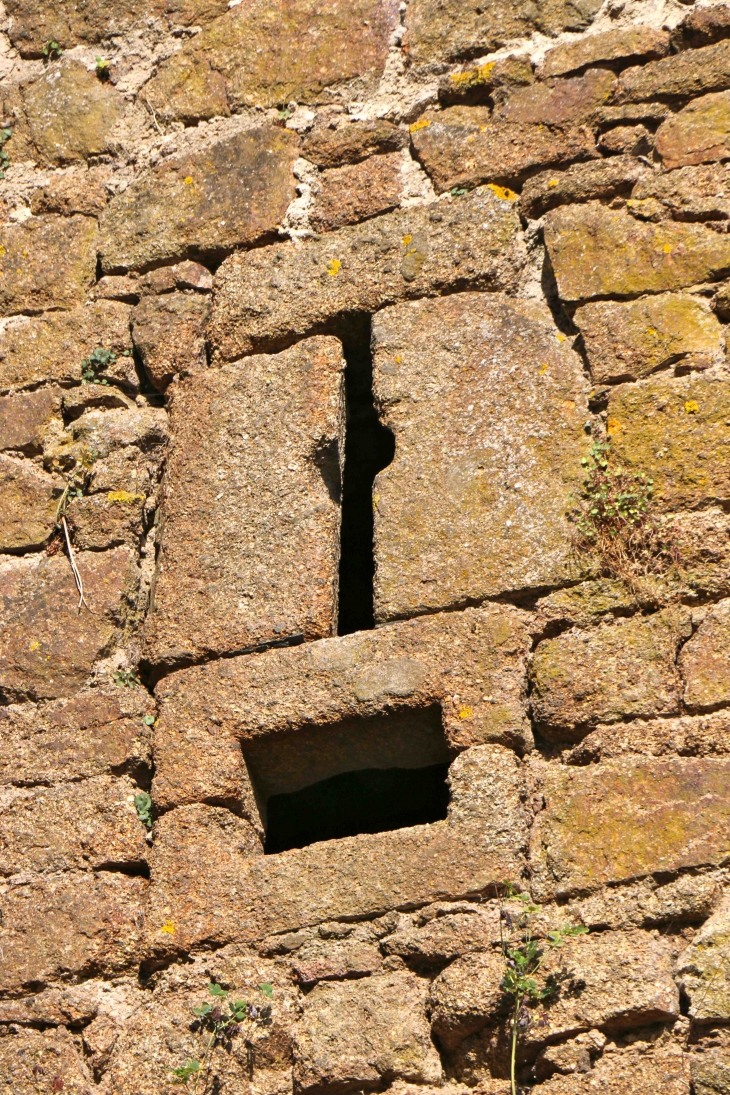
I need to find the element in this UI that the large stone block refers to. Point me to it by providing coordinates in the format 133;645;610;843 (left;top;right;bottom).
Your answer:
370;292;590;622
0;455;62;552
131;291;210;392
536;1045;689;1094
529;755;730;900
614;38;730;103
294;972;443;1093
429;949;506;1049
310;153;403;234
631;162;730;223
678;893;730;1020
209;189;526;360
152;604;532;813
144;0;399;122
543;202;730;301
530;609;689;741
0;688;153;787
0;302;133;394
302;119;405;168
0;546;138;703
606;370;730;510
0;215;97;314
573;293;725;383
410;107;597;193
567;711;730;764
21;60;125;166
541;26;670;78
656;90;730;169
0;386;62;454
0;775;147;876
403;0;601;65
0;869;147;994
0;1027;95;1095
493;69;615;126
680;599;730;710
691;1042;730;1095
100;126;299;272
519;155;650;219
144;337;345;668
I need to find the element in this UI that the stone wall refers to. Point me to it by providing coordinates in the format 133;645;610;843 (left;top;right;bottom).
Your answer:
1;0;729;1091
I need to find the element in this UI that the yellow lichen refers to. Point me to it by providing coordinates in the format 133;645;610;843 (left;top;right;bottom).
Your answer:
685;400;699;414
606;417;622;436
409;119;431;133
107;490;144;504
458;705;474;719
538;363;549;375
402;234;412;246
160;921;175;935
663;243;672;254
449;62;495;89
327;258;341;276
0;245;6;257
487;183;517;202
395;354;402;364
547;179;559;189
29;640;41;651
183;176;194;185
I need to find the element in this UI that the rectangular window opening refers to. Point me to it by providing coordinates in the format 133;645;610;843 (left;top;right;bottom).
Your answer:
242;705;452;855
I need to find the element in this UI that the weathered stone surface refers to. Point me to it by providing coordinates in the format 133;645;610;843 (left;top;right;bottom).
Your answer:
0;386;61;454
614;39;730;104
656;90;730;170
542;26;670;78
0;301;133;394
0;688;153;787
371;292;590;621
0;455;62;552
631;162;730;223
302;120;405;168
131;291;210;392
0;775;147;876
145;337;345;667
0;1027;95;1095
529;755;730;900
678;893;730;1020
0;870;147;993
439;56;534;105
543;202;730;302
429;949;506;1049
294;972;442;1093
597;122;652;156
534;579;636;631
0;547;137;703
66;491;147;551
567;712;730;764
21;61;125;165
138;259;213;295
291;936;382;986
0;215;98;315
536;1045;689;1093
606;370;730;510
410;108;597;193
679;4;730;50
381;906;497;966
493;69;615;126
310;153;402;233
153;605;531;813
573;293;725;383
100;126;298;272
692;1041;730;1095
530;609;689;741
519;155;650;219
571;872;724;931
30;168;109;218
144;0;399;122
209;189;527;360
404;0;601;65
681;599;730;711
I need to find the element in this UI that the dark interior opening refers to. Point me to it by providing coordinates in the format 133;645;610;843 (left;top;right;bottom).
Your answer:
337;314;395;635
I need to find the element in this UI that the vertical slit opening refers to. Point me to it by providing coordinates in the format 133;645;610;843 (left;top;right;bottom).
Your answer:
337;314;395;635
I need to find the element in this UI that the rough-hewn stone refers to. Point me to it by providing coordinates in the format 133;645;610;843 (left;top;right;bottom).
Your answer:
44;404;168;480
529;755;730;900
429;949;507;1049
209;189;527;361
519;155;650;219
0;688;153;787
310;153;402;233
29;168;109;218
66;491;147;551
541;26;670;78
371;292;590;621
152;604;531;813
0;547;137;703
597;122;652;156
571;872;724;930
145;337;345;667
536;1045;689;1094
691;1041;730;1095
614;39;730;103
410;107;597;193
439;56;534;105
291;936;383;986
656;90;730;170
144;0;399;122
493;69;615;126
0;1026;95;1095
567;712;730;764
131;291;210;392
404;0;601;65
21;61;125;165
573;293;725;383
631;162;730;223
0;455;62;552
606;370;730;510
543;203;730;302
0;870;147;994
681;599;730;711
302;120;405;168
0;386;62;454
534;579;636;631
0;302;133;394
0;215;98;315
530;609;689;741
294;972;443;1093
100;126;299;272
381;906;496;967
679;4;730;50
0;775;147;876
678;894;730;1020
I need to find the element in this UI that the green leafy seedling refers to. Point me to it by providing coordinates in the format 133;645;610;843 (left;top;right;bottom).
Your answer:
0;127;13;180
114;668;140;688
134;792;152;828
450;186;468;196
142;714;156;726
95;57;110;79
42;40;63;60
170;1059;201;1084
81;347;117;385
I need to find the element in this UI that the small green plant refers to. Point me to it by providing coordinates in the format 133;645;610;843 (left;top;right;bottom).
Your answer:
114;667;141;688
171;983;273;1090
95;56;110;79
142;713;156;726
450;185;468;196
42;39;63;60
498;884;587;1095
81;347;116;385
277;107;291;121
0;127;13;180
134;791;153;827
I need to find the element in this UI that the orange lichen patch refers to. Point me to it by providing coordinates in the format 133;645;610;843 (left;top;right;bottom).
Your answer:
487;183;518;202
685;399;700;414
607;417;622;436
107;490;145;504
458;705;474;719
183;176;194;185
326;259;341;276
409;119;431;133
160;920;175;934
449;62;495;89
